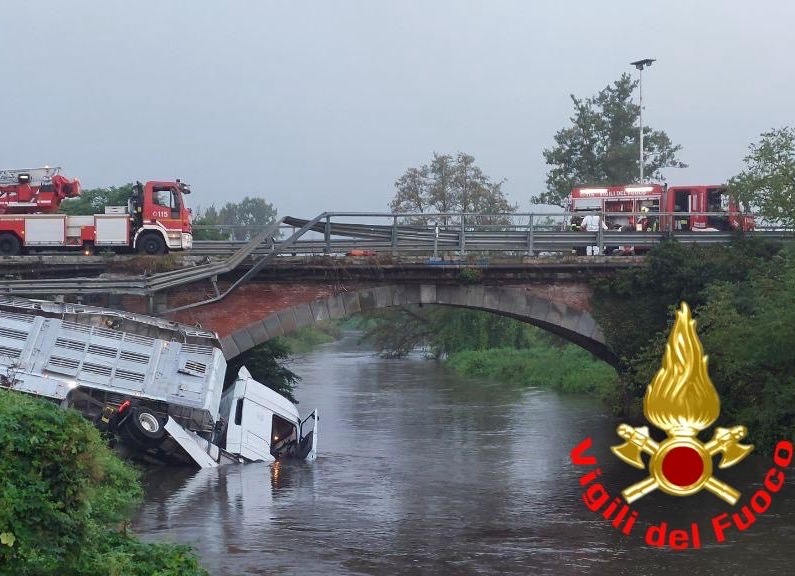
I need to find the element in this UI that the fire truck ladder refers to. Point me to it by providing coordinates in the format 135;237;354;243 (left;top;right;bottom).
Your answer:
0;166;62;187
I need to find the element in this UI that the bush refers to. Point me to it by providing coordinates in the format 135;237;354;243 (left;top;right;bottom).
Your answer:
446;346;618;400
0;391;208;575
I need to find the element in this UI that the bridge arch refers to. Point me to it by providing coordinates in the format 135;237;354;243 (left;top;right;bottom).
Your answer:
219;284;618;368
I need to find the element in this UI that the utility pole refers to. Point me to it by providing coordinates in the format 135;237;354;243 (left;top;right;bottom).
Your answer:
631;58;655;182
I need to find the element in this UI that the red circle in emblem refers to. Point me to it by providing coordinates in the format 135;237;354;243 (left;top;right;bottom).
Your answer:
661;446;704;487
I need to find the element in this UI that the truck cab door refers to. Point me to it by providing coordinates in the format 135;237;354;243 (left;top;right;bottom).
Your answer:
297;409;318;461
223;390;275;463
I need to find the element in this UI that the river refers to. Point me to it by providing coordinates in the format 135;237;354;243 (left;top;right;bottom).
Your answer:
133;334;795;575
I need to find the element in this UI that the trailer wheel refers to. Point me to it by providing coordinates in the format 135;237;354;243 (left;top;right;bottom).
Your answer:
0;234;21;256
124;406;166;446
137;233;166;255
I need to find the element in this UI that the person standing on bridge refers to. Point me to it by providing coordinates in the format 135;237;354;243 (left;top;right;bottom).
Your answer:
580;212;607;255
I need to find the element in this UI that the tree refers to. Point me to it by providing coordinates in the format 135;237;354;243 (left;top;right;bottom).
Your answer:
192;205;228;240
225;339;300;403
730;127;795;227
390;152;516;225
359;154;522;357
193;196;278;241
536;73;687;207
59;184;134;215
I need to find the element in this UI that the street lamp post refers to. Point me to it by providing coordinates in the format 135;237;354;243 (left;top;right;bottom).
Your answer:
630;58;655;182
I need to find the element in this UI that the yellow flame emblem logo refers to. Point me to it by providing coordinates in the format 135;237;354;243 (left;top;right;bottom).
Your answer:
611;303;754;504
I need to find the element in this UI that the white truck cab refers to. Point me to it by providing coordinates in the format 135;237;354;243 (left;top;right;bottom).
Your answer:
220;367;317;463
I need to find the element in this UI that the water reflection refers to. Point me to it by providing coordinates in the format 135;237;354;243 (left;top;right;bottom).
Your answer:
133;335;795;575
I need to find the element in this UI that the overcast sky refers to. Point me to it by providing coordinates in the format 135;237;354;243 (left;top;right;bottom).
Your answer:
2;1;793;218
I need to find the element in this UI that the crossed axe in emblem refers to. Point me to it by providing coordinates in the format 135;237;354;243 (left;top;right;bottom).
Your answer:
612;424;753;505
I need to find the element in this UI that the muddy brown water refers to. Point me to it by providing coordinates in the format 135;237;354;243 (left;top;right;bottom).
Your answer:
133;335;795;575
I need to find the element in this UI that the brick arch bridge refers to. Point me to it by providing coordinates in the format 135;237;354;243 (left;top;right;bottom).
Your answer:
162;282;618;367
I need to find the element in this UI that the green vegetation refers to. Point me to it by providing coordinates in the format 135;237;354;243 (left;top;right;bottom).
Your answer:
226;339;301;403
363;307;537;358
730;126;795;225
536;73;686;207
279;324;340;354
0;390;207;576
362;307;619;398
192;196;278;241
446;346;617;398
592;238;795;451
59;184;134;216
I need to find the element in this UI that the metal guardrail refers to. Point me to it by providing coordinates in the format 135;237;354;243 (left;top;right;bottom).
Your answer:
191;210;784;257
0;211;790;302
190;230;794;258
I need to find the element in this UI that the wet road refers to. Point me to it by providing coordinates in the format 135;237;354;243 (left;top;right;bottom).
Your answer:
133;335;795;575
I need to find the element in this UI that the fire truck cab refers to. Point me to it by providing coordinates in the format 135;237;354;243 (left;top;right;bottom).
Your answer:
569;183;753;233
129;180;193;255
667;185;754;232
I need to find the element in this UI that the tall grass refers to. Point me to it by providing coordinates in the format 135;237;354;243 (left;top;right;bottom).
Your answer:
446;345;618;398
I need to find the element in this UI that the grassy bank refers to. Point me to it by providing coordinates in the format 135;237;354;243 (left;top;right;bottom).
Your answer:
446;345;619;400
0;390;208;576
279;324;339;354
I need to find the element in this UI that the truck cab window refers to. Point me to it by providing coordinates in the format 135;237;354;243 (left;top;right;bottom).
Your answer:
153;189;169;207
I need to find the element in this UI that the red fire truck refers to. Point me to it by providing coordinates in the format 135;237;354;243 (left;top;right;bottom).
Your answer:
0;167;192;256
568;183;754;233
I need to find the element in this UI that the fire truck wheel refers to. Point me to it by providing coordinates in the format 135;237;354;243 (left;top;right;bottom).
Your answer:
138;233;166;255
0;234;21;256
125;406;166;446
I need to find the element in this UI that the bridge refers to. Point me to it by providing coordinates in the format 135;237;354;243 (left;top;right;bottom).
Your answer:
0;211;788;367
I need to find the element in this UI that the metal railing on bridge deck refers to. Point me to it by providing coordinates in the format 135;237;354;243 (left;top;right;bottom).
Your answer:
191;210;790;259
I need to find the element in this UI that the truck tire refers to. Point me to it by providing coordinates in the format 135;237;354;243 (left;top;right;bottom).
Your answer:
137;233;166;255
124;406;166;447
0;234;21;256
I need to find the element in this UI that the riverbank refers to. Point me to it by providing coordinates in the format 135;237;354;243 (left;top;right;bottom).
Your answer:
445;344;618;399
0;390;208;576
